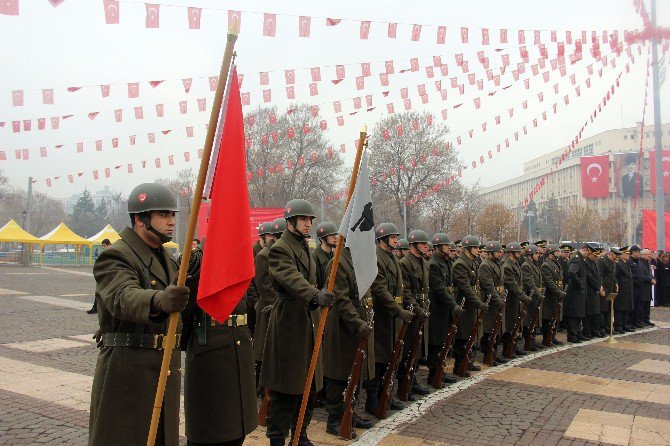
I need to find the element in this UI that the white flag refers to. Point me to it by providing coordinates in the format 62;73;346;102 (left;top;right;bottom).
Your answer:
338;152;377;297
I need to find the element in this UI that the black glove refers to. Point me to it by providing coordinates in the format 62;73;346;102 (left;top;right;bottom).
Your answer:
477;301;489;312
520;294;532;305
93;329;103;348
314;289;335;307
358;324;373;338
493;298;505;310
262;304;274;315
413;306;428;320
452;305;464;317
399;309;413;323
153;285;190;313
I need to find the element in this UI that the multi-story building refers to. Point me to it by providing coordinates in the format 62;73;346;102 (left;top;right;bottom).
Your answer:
480;123;670;244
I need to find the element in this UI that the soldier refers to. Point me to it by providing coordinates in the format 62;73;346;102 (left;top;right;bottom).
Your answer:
424;241;434;260
540;244;566;346
313;222;338;289
518;241;530;266
88;238;112;314
369;223;413;412
583;243;605;339
254;218;286;391
323;244;375;437
248;224;272;336
454;240;463;256
260;199;334;446
478;241;509;366
398;230;430;398
181;234;257;446
427;233;462;387
89;183;189;446
614;247;635;333
521;245;544;351
597;248;619;335
629;246;655;327
501;242;532;357
452;235;487;377
394;238;409;259
534;240;547;266
564;244;589;343
254;223;269;256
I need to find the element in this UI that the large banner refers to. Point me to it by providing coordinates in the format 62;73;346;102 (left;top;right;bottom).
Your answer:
649;149;670;194
613;152;642;199
641;210;670;251
580;155;609;198
198;203;284;241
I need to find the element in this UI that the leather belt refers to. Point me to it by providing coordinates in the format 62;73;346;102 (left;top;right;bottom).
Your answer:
210;314;248;327
394;296;403;304
496;286;505;294
102;333;181;350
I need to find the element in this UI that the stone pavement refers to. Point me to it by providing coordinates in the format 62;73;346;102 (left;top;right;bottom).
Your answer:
0;264;669;446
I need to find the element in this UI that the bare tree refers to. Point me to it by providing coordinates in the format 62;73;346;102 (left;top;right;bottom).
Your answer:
474;202;518;244
563;205;602;241
29;192;66;236
156;168;196;245
414;181;466;235
599;207;627;246
367;111;460;229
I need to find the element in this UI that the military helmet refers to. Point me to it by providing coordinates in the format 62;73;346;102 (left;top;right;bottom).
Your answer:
506;242;523;252
546;244;560;254
283;199;316;219
316;222;338;239
271;217;287;235
407;229;429;244
484;240;503;252
258;221;274;236
525;245;540;255
461;235;480;248
432;233;452;246
395;238;410;250
128;183;178;214
375;222;401;240
448;242;457;250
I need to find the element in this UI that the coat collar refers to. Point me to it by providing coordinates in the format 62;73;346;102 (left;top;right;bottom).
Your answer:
119;227;175;286
281;229;312;271
377;245;399;278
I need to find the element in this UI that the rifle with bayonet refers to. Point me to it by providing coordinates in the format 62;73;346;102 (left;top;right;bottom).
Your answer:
524;288;543;351
375;305;411;419
397;300;426;402
483;291;506;366
431;296;465;388
543;290;564;347
455;294;492;377
503;296;530;358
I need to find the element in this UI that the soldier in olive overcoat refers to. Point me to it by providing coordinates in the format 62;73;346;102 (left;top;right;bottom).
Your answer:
521;245;544;351
501;243;532;358
564;244;589;343
540;245;566;346
478;241;508;365
313;222;337;289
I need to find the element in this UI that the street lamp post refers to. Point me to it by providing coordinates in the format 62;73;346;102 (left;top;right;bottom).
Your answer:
20;210;27;265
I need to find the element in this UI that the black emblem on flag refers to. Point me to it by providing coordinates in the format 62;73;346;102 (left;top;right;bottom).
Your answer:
351;202;374;232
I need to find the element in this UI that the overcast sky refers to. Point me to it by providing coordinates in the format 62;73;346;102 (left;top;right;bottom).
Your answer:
0;0;667;200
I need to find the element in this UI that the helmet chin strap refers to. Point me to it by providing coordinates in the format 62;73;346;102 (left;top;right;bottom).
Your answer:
139;215;172;244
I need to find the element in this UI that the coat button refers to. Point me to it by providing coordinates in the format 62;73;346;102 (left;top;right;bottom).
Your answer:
236;340;241;346
167;370;171;376
151;280;157;286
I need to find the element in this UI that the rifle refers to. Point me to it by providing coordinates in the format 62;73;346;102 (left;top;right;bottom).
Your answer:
524;289;543;351
455;294;492;377
258;387;270;427
397;314;425;401
431;296;466;388
375;316;409;419
543;292;564;347
503;298;529;358
339;308;373;440
483;298;504;366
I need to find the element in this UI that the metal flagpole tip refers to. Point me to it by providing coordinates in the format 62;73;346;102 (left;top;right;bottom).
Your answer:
361;124;367;133
228;22;240;36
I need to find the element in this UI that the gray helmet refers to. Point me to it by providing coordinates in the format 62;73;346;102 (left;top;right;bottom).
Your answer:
461;235;480;248
484;240;503;252
407;230;429;244
395;238;410;250
506;242;523;252
448;242;457;250
525;245;540;255
316;222;338;239
258;222;274;236
546;244;561;254
271;218;287;235
284;199;316;219
432;233;452;246
128;183;178;214
426;241;434;250
375;223;400;240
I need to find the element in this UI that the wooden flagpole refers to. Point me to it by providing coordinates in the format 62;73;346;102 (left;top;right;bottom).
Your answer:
146;28;239;446
291;126;368;446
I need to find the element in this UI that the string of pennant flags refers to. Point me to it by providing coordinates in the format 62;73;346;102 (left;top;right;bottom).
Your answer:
632;48;653;209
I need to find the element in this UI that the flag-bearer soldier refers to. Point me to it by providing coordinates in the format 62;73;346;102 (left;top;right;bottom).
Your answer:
260;199;334;446
398;230;431;397
427;233;462;386
501;242;532;357
478;241;509;365
89;183;189;446
540;244;566;346
369;223;413;411
452;235;488;376
521;245;544;351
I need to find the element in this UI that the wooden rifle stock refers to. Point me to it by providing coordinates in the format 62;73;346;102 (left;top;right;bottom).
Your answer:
483;308;503;366
338;336;368;440
503;299;529;358
455;295;491;377
543;294;564;347
431;297;466;388
258;388;270;427
524;290;542;351
397;317;425;401
375;320;408;419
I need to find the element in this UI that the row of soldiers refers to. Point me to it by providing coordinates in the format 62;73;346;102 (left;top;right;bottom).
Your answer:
244;198;640;444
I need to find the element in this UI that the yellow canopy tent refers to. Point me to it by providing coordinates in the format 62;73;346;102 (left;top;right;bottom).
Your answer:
164;241;180;257
38;222;92;265
88;224;121;245
0;219;40;264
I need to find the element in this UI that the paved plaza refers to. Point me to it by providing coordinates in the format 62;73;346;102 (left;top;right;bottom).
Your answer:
0;264;669;446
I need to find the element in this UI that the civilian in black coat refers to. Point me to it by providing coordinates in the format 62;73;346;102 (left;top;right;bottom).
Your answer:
655;252;670;307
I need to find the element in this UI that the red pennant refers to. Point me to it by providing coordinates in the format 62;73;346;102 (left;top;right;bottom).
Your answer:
360;21;371;39
187;7;201;29
298;15;311;37
145;3;159;28
263;13;276;36
388;22;397;38
103;0;120;24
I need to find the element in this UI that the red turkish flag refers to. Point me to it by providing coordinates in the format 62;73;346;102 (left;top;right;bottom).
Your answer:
518;30;525;44
411;24;422;41
128;82;139;98
209;76;218;91
145;4;159;28
198;68;254;322
360;21;371;39
437;26;446;44
298;16;311;37
263;13;276;36
187;7;201;29
649;149;670;194
263;89;271;103
326;18;341;26
482;28;489;45
500;29;508;43
103;0;119;24
461;27;468;43
228;10;241;31
388;22;397;38
580;155;609;198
